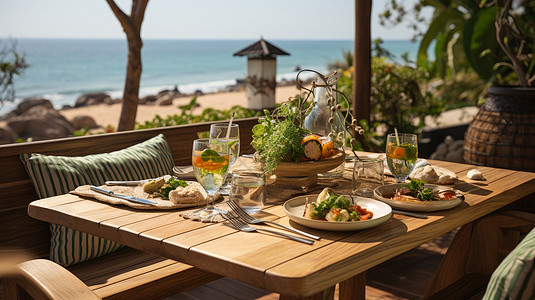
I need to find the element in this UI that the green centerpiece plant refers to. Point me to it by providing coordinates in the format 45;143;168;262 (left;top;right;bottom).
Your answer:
251;70;365;174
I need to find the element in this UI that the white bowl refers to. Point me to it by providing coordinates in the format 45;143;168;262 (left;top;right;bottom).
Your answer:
283;194;392;231
374;183;463;212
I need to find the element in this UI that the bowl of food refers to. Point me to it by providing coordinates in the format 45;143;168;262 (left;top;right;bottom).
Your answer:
283;187;392;231
374;179;464;212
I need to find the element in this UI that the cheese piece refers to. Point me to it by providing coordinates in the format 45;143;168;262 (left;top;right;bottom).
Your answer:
467;169;485;180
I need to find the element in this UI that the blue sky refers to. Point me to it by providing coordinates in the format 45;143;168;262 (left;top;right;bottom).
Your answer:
0;0;422;40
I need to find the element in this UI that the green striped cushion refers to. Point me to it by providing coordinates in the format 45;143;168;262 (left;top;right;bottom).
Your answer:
20;134;175;267
483;227;535;300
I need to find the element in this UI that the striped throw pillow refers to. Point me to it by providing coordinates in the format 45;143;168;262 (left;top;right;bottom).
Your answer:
21;134;175;267
483;227;535;300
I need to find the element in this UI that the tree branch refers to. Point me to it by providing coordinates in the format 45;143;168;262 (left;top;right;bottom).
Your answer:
106;0;142;46
495;0;528;87
132;0;149;28
106;0;129;27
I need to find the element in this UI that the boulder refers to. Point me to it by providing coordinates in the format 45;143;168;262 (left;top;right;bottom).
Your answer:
75;93;111;108
446;149;465;163
430;135;465;163
0;126;15;145
72;116;98;129
0;111;17;121
140;95;157;105
7;106;75;141
15;98;53;115
155;94;173;106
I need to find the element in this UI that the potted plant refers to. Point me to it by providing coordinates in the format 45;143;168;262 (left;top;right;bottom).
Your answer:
463;0;535;171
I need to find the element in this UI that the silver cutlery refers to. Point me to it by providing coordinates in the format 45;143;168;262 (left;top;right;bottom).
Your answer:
105;180;144;186
227;200;321;240
90;185;157;205
392;209;428;219
220;212;314;245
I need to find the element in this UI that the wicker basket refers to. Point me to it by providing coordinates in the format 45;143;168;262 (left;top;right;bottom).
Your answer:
464;87;535;171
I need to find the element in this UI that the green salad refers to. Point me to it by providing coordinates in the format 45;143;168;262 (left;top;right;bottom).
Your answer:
304;188;374;222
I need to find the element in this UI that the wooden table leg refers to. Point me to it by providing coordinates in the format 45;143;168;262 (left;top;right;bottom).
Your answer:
339;272;366;300
279;285;335;300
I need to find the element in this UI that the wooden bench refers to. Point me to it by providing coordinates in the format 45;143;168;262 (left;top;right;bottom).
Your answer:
0;118;259;299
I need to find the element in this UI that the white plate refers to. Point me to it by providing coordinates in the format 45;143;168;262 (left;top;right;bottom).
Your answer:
283;195;392;231
374;183;463;212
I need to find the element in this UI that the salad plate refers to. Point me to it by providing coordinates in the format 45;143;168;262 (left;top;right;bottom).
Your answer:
283;194;392;231
374;183;463;212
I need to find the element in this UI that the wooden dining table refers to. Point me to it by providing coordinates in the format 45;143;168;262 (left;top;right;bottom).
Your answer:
27;155;535;299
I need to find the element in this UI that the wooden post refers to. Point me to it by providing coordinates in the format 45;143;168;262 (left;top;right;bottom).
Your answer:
353;0;372;122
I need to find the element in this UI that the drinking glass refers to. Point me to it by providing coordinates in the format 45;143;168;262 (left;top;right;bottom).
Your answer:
352;157;384;197
192;138;229;214
230;169;265;214
386;133;418;183
210;123;240;193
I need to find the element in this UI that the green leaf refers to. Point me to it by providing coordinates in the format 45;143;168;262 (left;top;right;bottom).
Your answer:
252;123;266;136
200;149;221;162
417;9;464;70
462;6;500;81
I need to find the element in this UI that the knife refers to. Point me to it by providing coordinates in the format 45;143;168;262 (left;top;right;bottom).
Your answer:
392;210;428;219
90;185;157;205
105;180;143;186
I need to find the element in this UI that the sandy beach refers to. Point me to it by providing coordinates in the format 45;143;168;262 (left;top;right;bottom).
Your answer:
60;85;303;129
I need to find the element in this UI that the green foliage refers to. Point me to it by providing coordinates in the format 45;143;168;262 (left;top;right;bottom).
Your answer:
327;50;353;72
134;97;263;130
341;56;443;133
0;39;29;103
73;127;91;137
379;0;535;87
251;104;310;173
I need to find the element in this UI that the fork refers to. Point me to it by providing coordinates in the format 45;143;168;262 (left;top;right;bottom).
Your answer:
227;200;321;240
220;212;314;245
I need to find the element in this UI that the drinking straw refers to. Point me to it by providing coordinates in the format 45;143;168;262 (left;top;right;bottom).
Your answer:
225;112;235;140
394;128;400;145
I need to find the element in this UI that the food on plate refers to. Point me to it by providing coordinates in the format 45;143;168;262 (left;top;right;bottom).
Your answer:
467;169;485;180
145;177;188;200
318;136;334;158
142;178;166;193
301;134;323;161
410;165;439;184
303;188;373;222
169;183;207;204
407;163;457;185
392;179;458;202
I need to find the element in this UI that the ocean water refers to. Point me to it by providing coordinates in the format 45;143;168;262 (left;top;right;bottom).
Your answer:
0;38;418;114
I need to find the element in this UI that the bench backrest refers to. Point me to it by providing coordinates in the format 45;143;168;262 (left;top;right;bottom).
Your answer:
0;118;259;258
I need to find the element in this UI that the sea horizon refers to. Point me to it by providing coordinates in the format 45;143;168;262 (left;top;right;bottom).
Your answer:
0;38;419;115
